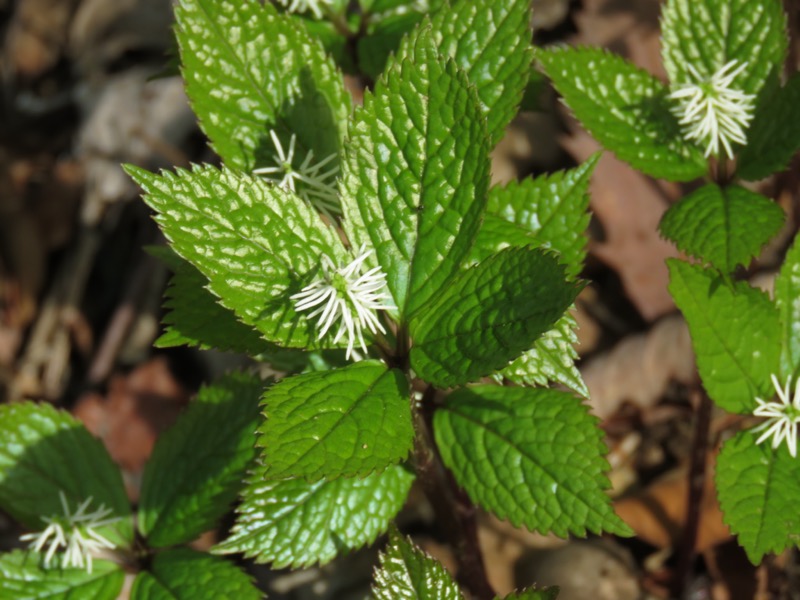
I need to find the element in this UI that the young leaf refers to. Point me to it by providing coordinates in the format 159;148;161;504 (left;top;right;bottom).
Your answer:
139;373;265;548
496;589;560;600
424;0;534;145
501;311;588;397
433;386;631;537
716;432;800;564
176;0;350;170
410;246;579;388
659;184;784;272
128;164;350;350
130;549;260;600
775;233;800;380
537;47;706;182
215;464;414;568
661;0;787;97
340;28;490;321
486;156;598;281
0;403;132;547
372;527;463;600
0;551;124;600
668;260;780;413
150;247;272;355
738;73;800;181
258;361;413;480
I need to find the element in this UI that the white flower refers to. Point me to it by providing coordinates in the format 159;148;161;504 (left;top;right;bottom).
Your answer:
291;246;395;359
752;374;800;458
669;60;756;158
254;130;340;221
274;0;331;20
20;491;121;573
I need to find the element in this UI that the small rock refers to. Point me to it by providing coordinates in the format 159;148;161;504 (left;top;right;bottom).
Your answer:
515;540;640;600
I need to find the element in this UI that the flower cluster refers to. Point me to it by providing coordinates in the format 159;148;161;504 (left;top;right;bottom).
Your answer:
291;246;394;359
669;60;756;158
752;374;800;458
254;130;340;221
19;491;120;573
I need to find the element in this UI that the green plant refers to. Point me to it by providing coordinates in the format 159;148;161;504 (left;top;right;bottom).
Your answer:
0;1;631;597
538;0;800;566
4;0;799;597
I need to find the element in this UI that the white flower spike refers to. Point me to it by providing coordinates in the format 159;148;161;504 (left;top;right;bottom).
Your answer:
669;60;756;159
254;130;340;221
274;0;331;19
752;374;800;458
20;491;121;573
291;246;395;359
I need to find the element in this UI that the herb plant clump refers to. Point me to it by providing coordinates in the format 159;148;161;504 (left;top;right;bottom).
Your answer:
3;0;799;597
538;0;800;566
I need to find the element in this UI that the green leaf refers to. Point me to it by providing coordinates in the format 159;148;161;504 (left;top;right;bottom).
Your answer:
139;373;265;548
215;464;414;568
130;549;260;600
476;164;594;393
410;246;580;388
661;0;787;97
470;214;538;266
258;361;413;480
659;184;784;272
716;432;800;564
537;47;706;181
739;73;800;180
668;260;780;413
0;403;132;547
424;0;534;145
433;386;631;537
0;552;122;600
128;164;350;350
501;311;588;397
775;233;800;381
486;156;598;280
496;588;559;600
371;527;463;600
176;0;350;170
150;246;272;355
341;28;490;320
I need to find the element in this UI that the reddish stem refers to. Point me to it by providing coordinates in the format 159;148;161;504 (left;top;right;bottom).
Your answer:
413;386;496;600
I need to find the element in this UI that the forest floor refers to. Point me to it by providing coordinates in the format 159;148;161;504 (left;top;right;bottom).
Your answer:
1;0;799;598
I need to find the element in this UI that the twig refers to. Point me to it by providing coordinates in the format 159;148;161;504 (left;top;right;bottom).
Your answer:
671;386;713;598
86;250;166;384
13;227;101;401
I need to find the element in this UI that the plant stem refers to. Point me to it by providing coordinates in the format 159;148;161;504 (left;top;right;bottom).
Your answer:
671;386;713;598
414;386;496;600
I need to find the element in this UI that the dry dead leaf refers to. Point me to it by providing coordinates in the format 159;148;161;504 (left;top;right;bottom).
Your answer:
614;455;731;552
570;0;663;75
68;0;174;76
563;132;681;320
582;314;694;419
76;68;195;225
73;356;191;499
3;0;81;79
